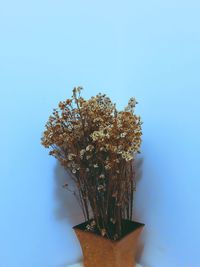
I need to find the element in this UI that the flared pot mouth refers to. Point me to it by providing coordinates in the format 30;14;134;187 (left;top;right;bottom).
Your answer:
73;219;145;242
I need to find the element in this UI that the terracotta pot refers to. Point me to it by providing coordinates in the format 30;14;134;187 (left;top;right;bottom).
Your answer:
73;220;144;267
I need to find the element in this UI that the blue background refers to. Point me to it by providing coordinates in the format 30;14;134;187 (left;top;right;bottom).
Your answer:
0;0;200;267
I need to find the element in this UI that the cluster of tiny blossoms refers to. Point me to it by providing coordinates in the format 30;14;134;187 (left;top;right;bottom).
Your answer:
42;88;142;174
41;87;142;239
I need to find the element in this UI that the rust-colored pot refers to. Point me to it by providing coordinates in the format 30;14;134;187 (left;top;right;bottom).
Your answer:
73;220;144;267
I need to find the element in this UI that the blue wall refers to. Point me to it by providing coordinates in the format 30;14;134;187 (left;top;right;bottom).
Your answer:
0;1;200;267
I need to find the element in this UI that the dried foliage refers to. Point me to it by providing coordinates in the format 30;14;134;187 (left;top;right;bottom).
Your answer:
41;87;142;240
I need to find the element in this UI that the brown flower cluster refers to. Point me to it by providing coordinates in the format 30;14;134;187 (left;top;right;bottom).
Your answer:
41;87;142;240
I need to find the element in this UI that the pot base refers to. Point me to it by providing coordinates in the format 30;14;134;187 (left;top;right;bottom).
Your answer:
68;263;143;267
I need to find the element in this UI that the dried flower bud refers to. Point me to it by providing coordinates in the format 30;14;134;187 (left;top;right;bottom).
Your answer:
68;153;76;160
101;228;106;237
112;192;117;198
110;218;116;224
90;220;96;227
86;145;94;151
105;164;111;170
99;174;105;179
120;132;127;138
113;234;118;240
86;224;91;231
97;185;105;191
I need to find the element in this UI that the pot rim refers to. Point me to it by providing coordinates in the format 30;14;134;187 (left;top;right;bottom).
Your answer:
73;219;145;243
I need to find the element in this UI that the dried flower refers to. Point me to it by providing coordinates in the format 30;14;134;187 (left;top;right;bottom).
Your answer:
41;87;142;240
124;97;137;113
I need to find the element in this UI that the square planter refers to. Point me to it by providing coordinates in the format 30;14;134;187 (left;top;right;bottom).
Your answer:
73;220;144;267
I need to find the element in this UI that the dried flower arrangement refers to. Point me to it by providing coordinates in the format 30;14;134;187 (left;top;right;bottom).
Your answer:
41;87;142;240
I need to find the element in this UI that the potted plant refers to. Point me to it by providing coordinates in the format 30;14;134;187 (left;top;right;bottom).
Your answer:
41;87;144;267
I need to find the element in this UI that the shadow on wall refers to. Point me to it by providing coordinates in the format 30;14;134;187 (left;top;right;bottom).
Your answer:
134;156;145;219
134;156;159;267
54;162;83;266
134;157;146;265
135;157;144;187
53;157;144;224
54;162;84;226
